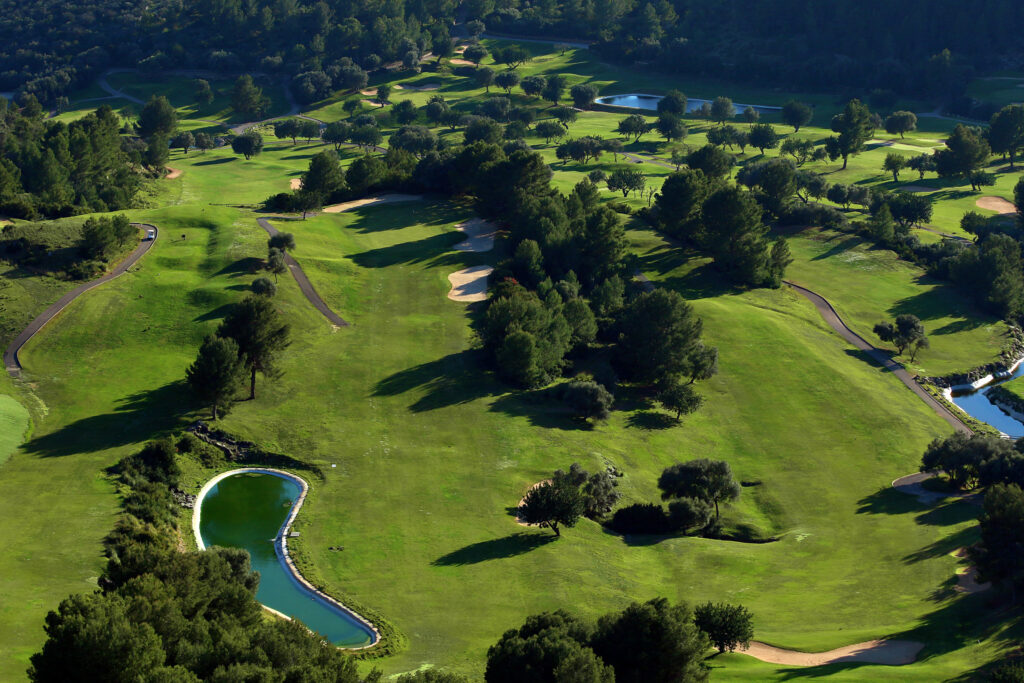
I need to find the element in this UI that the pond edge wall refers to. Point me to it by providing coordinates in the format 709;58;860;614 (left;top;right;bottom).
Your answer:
192;467;381;649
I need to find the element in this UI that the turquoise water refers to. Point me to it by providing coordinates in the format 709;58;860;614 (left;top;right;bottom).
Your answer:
950;364;1024;438
199;472;375;647
594;93;782;115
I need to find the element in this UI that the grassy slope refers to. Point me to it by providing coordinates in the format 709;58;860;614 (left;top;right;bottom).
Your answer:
1;48;1021;680
782;226;1008;376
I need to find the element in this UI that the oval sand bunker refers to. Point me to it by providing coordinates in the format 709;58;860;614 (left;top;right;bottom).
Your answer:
447;265;493;302
977;196;1017;214
742;639;924;667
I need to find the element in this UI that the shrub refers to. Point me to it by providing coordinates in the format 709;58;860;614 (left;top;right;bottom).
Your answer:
556;380;613;420
667;497;713;533
607;503;672;534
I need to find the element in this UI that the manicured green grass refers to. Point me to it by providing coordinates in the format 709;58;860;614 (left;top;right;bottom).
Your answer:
997;376;1024;401
2;44;1022;682
0;394;29;466
782;226;1009;376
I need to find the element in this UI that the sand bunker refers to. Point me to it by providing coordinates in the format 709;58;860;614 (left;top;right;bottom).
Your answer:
290;178;302;190
453;218;497;252
743;639;924;667
360;88;377;96
322;194;422;213
165;167;182;179
954;548;990;594
977;196;1017;214
449;58;475;66
447;265;493;302
515;480;552;526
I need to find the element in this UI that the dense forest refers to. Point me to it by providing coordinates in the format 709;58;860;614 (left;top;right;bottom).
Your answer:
0;101;140;218
3;0;1023;110
0;0;458;104
484;0;1023;111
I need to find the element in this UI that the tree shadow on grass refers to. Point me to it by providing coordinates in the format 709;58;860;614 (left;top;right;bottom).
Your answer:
372;350;504;412
810;234;866;261
488;393;593;431
659;262;738;300
193;303;236;322
193;157;235;166
903;525;978;563
22;381;193;458
856;487;923;515
345;198;464;232
432;532;557;566
915;500;981;526
349;232;465;269
626;410;677;430
886;283;995;332
214;257;263;278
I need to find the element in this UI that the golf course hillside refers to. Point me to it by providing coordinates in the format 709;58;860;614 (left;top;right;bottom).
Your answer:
2;28;1024;683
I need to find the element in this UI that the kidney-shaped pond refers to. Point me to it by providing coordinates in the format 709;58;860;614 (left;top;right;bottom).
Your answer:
197;471;376;647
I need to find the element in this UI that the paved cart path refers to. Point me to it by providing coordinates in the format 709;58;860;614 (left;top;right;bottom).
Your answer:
257;218;349;327
4;224;159;377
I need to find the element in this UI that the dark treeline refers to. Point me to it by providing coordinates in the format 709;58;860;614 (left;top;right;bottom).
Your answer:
0;101;140;218
479;0;1023;110
0;0;458;105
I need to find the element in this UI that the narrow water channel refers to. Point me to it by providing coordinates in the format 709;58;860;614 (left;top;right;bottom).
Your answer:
198;472;375;647
949;363;1024;438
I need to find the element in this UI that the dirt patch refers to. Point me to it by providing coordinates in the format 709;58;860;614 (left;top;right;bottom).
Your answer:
447;265;493;302
743;640;924;667
954;548;991;594
165;167;183;179
453;218;497;253
899;185;934;193
322;193;423;214
515;480;552;526
977;196;1017;214
289;178;302;190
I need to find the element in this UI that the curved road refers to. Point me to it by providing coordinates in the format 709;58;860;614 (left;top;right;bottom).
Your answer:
4;224;158;378
257;218;349;327
783;280;970;434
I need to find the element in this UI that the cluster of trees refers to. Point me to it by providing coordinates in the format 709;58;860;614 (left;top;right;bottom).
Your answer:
28;438;376;681
0;0;460;105
187;292;291;417
480;0;1018;108
0;101;140;218
874;313;929;361
518;463;621;536
655;165;792;287
921;433;1024;491
608;459;741;537
485;597;753;682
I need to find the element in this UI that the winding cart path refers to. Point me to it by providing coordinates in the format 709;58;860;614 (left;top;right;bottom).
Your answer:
783;280;970;434
256;218;349;327
4;224;159;377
